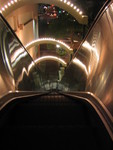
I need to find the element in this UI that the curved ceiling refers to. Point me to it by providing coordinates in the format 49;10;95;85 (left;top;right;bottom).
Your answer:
0;0;88;24
25;38;73;54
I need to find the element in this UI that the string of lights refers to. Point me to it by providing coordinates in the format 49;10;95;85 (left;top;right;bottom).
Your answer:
0;0;83;16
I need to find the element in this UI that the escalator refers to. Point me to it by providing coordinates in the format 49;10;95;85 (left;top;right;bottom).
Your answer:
0;93;112;150
0;1;113;150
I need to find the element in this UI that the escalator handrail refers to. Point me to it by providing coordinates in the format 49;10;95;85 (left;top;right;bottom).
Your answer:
60;91;113;141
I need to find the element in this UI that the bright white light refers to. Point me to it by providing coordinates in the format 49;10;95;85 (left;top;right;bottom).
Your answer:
71;4;73;7
14;0;17;2
56;44;60;48
88;66;91;74
82;41;91;51
35;56;67;66
82;41;99;62
67;2;70;5
64;0;67;3
11;1;14;4
2;7;5;11
79;11;83;15
74;6;77;9
11;48;25;62
0;10;2;13
5;5;8;9
73;58;88;75
77;8;80;12
28;62;34;72
12;51;27;67
8;2;11;6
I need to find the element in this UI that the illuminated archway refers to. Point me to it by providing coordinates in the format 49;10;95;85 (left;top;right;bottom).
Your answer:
35;56;67;67
0;0;88;24
25;38;73;54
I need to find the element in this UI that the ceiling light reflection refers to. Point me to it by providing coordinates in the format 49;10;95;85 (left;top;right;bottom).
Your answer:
82;41;99;62
73;58;88;75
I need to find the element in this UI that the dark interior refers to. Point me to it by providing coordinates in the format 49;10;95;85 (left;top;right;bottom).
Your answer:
0;93;112;150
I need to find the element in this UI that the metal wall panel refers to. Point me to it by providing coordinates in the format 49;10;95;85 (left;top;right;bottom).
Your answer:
69;2;113;117
0;14;42;99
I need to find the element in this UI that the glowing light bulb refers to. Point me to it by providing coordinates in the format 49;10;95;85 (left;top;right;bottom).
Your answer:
11;0;14;4
5;5;8;9
74;6;77;9
79;11;83;15
77;8;80;12
71;4;73;7
8;2;11;6
67;2;70;5
2;7;5;11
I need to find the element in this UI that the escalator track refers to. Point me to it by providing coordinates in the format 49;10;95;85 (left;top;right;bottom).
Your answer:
0;93;112;150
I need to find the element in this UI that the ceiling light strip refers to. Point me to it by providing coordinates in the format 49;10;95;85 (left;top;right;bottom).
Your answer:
0;0;83;17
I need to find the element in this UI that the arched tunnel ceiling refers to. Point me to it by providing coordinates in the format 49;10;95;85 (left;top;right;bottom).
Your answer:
0;0;88;24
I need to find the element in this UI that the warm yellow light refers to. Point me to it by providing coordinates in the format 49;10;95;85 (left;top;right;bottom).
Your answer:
82;41;99;61
74;6;77;9
67;2;70;5
71;4;73;7
79;11;83;15
5;5;8;9
35;56;67;66
0;0;86;25
73;58;88;75
25;38;73;52
77;8;80;12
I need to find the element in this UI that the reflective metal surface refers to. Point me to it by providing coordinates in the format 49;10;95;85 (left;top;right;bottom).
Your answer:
0;0;112;129
85;2;113;118
0;14;42;99
65;1;113;118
